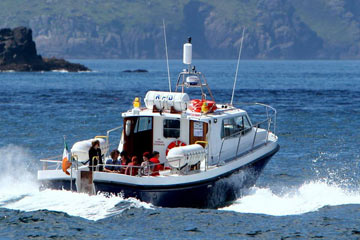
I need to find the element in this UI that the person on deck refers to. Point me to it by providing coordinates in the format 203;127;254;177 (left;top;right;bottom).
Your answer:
88;140;103;171
104;149;121;173
119;151;130;174
141;152;151;176
150;151;164;176
125;156;140;176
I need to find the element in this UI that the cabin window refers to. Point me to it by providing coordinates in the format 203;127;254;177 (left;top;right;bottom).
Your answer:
243;116;252;133
134;117;152;133
163;119;180;138
125;120;132;136
221;115;252;138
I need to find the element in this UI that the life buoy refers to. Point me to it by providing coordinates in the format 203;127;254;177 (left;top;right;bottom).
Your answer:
188;99;217;113
166;140;186;156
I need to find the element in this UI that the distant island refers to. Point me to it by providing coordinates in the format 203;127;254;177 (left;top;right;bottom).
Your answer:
0;27;89;72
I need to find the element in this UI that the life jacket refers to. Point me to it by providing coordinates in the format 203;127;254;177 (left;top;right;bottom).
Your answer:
150;157;163;176
125;162;139;176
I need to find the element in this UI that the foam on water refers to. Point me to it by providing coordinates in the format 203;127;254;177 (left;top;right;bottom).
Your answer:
221;181;360;216
2;189;152;221
51;69;69;73
0;145;152;221
2;145;360;220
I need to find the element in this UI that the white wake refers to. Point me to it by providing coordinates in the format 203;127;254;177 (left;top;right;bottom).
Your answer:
0;145;152;221
221;181;360;216
2;145;360;218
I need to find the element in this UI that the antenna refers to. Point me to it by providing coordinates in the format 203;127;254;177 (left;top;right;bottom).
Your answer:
163;19;171;92
230;27;246;106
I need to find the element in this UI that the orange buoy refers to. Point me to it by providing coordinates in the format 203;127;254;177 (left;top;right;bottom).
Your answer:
166;140;187;156
188;99;217;113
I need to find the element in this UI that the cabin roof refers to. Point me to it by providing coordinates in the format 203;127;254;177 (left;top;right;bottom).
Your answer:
122;104;247;121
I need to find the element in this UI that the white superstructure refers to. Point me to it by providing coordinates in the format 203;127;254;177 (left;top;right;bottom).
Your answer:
37;36;279;208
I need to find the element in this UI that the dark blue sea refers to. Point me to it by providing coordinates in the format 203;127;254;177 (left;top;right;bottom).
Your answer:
0;60;360;239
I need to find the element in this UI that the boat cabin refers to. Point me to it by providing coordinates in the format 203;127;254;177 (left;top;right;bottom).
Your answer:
118;64;263;169
119;102;256;167
37;36;279;209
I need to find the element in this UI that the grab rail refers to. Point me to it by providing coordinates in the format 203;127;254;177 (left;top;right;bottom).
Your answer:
217;102;277;165
40;152;204;177
237;102;277;135
40;155;62;170
104;126;123;158
100;153;205;176
40;126;123;171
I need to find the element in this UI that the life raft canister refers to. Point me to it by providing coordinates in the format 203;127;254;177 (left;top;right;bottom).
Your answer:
166;140;187;156
188;99;217;113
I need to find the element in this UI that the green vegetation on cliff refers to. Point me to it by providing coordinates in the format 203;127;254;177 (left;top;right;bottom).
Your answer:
1;0;359;59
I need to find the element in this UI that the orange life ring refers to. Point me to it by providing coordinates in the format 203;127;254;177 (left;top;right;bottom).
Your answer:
166;140;186;156
188;99;217;113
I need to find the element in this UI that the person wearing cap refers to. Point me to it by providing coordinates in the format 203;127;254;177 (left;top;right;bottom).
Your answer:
88;140;103;171
149;151;164;176
104;149;121;173
141;152;151;176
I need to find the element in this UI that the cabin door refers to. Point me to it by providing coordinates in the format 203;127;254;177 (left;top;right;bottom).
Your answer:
123;116;153;159
189;120;208;147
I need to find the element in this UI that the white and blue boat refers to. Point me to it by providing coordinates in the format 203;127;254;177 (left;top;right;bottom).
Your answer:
38;38;279;208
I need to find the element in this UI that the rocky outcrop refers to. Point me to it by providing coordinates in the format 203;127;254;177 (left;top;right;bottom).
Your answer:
122;69;148;73
0;27;89;72
253;0;323;59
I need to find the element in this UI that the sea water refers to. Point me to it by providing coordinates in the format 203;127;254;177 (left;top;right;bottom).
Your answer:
0;60;359;239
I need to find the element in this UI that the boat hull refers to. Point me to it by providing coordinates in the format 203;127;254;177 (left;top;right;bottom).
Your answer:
39;144;279;208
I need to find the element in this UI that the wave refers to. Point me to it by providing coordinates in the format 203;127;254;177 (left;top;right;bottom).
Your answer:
51;69;94;73
0;145;152;221
51;69;69;73
1;189;152;221
3;144;359;219
220;181;360;216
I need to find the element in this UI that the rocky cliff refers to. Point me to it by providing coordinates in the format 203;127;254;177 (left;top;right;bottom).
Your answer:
0;27;89;71
1;0;359;59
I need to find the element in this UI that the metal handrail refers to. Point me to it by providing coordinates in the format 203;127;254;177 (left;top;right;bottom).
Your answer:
106;126;122;140
40;153;205;177
233;102;277;134
40;126;123;171
103;126;123;158
194;140;208;146
251;124;259;150
100;154;204;176
40;154;62;161
217;102;277;165
100;163;154;176
40;155;62;170
40;159;62;163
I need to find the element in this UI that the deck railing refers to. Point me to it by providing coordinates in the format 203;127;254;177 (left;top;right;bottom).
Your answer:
97;154;204;176
40;155;62;170
40;154;204;177
40;126;123;172
40;104;276;175
217;102;277;165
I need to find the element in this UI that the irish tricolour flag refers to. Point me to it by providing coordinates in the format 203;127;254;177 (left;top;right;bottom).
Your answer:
61;138;72;175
